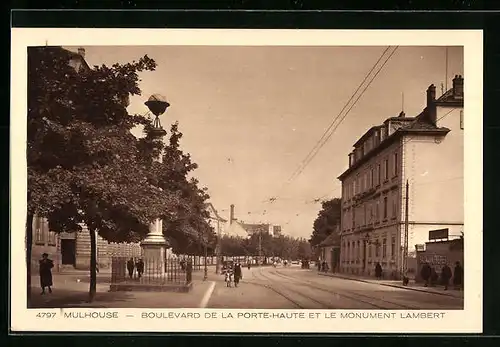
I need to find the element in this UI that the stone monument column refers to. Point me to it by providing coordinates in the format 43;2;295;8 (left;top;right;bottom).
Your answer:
141;94;170;276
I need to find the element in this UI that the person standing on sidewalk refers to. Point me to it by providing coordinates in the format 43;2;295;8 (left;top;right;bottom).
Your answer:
127;258;135;279
39;253;54;295
441;263;452;290
374;262;382;280
453;261;463;290
136;258;144;278
420;263;432;287
234;262;242;287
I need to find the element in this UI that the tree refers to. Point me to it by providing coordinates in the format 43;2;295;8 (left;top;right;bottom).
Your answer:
157;123;216;255
309;198;341;247
27;46;179;303
297;238;313;260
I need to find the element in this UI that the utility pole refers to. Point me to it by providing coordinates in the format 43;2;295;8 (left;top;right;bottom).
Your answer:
258;231;262;267
215;217;221;275
403;180;410;284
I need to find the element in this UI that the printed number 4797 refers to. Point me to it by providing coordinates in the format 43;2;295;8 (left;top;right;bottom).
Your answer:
36;312;56;318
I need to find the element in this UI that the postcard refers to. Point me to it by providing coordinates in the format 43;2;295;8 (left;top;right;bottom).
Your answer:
10;28;482;333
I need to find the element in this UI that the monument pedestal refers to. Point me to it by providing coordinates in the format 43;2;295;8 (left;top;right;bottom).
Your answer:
141;218;167;275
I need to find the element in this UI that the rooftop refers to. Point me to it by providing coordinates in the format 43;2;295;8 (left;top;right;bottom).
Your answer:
338;77;464;181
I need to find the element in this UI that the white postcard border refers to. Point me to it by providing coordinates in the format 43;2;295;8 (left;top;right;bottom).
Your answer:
10;28;483;333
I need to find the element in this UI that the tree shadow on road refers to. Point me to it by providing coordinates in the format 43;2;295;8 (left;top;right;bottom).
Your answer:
28;288;135;308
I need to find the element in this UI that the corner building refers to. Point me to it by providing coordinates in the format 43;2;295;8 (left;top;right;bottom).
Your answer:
337;76;464;279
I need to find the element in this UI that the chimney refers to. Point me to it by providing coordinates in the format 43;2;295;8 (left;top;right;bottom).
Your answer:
426;84;436;106
452;75;464;98
426;84;437;125
77;47;86;58
230;204;235;225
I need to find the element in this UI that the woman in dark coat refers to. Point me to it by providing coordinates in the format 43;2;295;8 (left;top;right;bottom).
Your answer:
233;262;242;287
375;262;383;280
39;253;54;294
127;258;135;279
441;264;452;290
420;263;432;287
453;261;463;290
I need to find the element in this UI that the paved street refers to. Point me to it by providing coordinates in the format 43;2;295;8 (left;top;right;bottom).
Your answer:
29;265;463;309
206;265;464;309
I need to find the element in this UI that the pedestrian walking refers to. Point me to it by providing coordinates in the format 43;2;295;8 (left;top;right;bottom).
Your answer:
374;262;383;280
453;261;463;290
39;253;54;295
224;265;233;287
136;258;144;278
441;263;452;290
127;258;135;279
247;262;251;270
420;263;431;287
234;262;242;287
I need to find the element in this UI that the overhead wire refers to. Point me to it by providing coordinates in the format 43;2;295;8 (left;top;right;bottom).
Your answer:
266;46;399;206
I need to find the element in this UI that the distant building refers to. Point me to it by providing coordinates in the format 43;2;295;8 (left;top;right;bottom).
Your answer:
272;225;282;237
318;226;341;273
337;76;464;279
218;204;283;238
205;202;228;237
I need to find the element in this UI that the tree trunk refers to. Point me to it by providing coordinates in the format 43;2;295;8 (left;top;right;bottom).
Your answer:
88;227;97;303
26;213;34;306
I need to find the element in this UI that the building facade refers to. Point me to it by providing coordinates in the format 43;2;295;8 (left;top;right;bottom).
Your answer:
338;76;464;279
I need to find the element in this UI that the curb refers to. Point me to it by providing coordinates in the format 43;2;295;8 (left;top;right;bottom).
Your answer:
318;273;463;298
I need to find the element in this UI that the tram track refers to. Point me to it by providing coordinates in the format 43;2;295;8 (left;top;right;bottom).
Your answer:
270;269;419;310
247;268;339;309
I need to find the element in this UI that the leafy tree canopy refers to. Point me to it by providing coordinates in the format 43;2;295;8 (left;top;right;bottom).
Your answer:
309;198;341;247
28;46;179;243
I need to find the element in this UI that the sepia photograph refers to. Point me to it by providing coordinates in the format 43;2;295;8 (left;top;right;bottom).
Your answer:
11;29;482;333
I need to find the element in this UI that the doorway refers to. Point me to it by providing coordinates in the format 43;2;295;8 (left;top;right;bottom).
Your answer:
61;239;76;266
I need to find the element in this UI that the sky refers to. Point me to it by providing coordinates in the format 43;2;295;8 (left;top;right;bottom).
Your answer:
68;45;463;238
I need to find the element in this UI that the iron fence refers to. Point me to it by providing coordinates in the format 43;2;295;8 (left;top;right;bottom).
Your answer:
111;256;191;285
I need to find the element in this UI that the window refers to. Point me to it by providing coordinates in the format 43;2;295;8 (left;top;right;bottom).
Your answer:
347;242;351;260
382;238;387;258
353;180;357;196
363;204;367;226
375;200;380;221
48;231;57;246
384;159;389;181
34;216;44;244
393;152;398;176
368;243;372;258
391;237;396;259
352;208;356;228
370;168;374;188
392;192;397;219
375;240;380;257
377;164;381;185
383;196;388;219
460;110;464;130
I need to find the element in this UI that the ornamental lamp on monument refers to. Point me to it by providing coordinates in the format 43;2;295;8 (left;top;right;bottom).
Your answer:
145;94;169;139
141;94;170;272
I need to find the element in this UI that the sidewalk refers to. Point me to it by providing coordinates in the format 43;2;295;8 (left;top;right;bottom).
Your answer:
318;271;464;299
28;269;217;309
